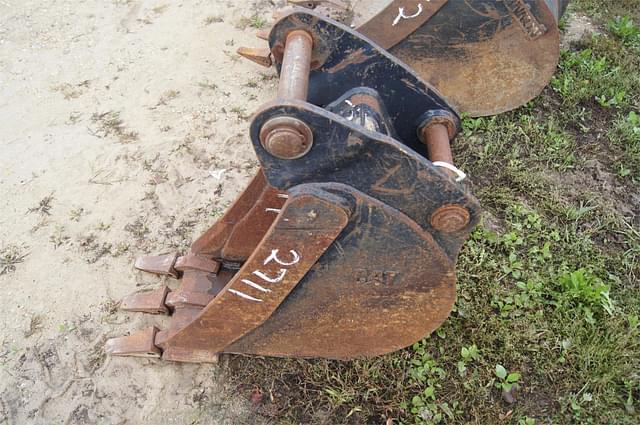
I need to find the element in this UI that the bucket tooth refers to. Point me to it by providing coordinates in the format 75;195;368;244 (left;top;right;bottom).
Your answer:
256;28;270;40
237;46;273;68
174;255;221;274
105;327;162;359
134;253;179;278
121;285;171;315
165;291;215;309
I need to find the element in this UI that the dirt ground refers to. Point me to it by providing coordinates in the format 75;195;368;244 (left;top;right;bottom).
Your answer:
3;0;632;423
0;1;283;423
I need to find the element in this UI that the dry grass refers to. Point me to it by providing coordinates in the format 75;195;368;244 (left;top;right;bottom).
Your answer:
0;244;28;276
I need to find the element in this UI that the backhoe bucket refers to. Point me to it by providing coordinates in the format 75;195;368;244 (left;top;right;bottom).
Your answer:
108;161;477;362
105;3;562;362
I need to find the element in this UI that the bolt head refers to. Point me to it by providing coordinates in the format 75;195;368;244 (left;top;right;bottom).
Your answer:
260;117;313;160
430;205;471;233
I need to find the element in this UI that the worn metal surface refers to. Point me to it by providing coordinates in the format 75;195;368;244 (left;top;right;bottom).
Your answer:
277;30;314;100
160;190;350;362
260;116;314;160
237;46;273;68
422;123;453;165
269;10;459;154
133;253;221;277
174;255;221;274
190;170;283;261
356;0;449;50
121;286;171;315
225;184;458;358
389;0;562;116
108;9;483;362
134;253;179;278
166;291;216;309
106;327;162;359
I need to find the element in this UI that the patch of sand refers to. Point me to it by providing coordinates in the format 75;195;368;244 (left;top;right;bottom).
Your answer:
0;1;280;423
561;13;598;48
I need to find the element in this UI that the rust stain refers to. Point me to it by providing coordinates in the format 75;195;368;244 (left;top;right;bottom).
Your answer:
326;48;371;73
372;164;415;196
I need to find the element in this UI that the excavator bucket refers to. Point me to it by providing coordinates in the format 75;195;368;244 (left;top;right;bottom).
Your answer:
107;2;566;362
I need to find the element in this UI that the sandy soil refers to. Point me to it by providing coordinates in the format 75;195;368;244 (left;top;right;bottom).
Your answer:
0;1;282;423
561;12;598;48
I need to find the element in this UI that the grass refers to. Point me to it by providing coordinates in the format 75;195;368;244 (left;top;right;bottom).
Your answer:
226;2;640;424
155;89;181;107
236;14;268;30
204;15;224;25
89;111;139;144
69;207;85;222
229;106;250;121
51;81;90;100
0;244;28;276
124;217;150;241
27;193;55;216
49;225;70;249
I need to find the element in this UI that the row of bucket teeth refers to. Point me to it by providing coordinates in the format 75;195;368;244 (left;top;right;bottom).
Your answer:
106;253;222;359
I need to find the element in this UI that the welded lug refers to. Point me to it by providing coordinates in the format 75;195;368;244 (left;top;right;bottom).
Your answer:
105;327;162;359
121;286;171;315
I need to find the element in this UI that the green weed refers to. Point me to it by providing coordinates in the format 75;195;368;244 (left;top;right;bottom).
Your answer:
552;48;629;109
609;16;640;50
494;364;521;393
611;111;640;178
0;244;28;276
228;3;640;424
